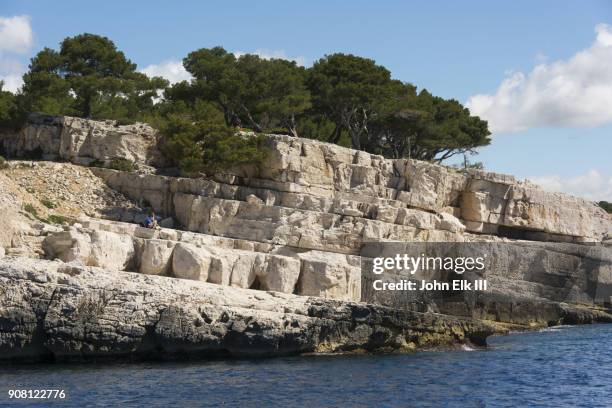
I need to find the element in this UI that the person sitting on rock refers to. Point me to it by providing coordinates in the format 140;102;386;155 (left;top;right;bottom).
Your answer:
144;211;160;229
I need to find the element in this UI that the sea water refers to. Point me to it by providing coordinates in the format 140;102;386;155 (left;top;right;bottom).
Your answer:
1;324;610;407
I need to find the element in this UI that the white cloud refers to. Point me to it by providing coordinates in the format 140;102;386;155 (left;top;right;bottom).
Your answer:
140;59;192;84
529;169;612;201
0;72;23;93
467;24;612;133
233;49;309;66
0;57;28;95
0;15;33;54
0;15;33;93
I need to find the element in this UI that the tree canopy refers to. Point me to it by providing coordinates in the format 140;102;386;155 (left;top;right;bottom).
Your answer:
177;47;310;136
20;33;167;120
599;201;612;214
0;33;492;174
0;82;21;129
365;88;490;161
307;53;395;149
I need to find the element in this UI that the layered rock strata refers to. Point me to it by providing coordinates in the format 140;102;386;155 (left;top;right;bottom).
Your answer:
91;134;610;244
0;113;166;168
42;219;362;301
0;258;494;362
1;116;611;362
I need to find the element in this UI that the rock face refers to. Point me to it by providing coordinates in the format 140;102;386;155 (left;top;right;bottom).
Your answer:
0;258;495;362
361;241;612;326
82;133;612;329
0;113;166;167
42;228;135;271
34;127;611;323
42;220;359;300
1;116;612;362
91;134;610;244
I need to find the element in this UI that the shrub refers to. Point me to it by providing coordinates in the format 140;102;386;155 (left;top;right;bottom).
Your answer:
598;201;612;214
265;127;291;135
41;199;57;209
23;203;38;217
114;118;135;126
159;116;268;177
0;155;8;170
108;158;135;172
47;214;68;225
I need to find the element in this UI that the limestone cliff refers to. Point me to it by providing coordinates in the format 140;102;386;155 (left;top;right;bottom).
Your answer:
0;258;494;362
0;115;611;362
0;113;166;168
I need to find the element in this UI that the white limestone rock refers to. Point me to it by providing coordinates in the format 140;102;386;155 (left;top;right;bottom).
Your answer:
89;230;135;271
260;255;301;293
245;194;264;205
139;239;175;275
171;242;213;281
297;251;361;301
43;228;92;264
0;114;166;167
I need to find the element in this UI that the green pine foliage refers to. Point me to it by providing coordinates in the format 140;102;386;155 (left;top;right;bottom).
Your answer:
0;34;492;176
158;111;267;177
598;201;612;213
18;34;168;121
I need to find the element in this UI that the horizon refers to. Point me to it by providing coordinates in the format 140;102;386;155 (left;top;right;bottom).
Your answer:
1;0;611;201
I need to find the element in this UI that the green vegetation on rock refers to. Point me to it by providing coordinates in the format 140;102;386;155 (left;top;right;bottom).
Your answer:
598;201;612;213
23;204;38;217
107;158;136;172
0;33;492;174
40;199;57;209
159;113;267;176
47;214;68;225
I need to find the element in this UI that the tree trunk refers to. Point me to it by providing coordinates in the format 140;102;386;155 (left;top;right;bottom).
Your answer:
328;125;341;144
284;113;298;137
350;129;361;150
241;105;262;132
83;93;92;118
219;102;240;127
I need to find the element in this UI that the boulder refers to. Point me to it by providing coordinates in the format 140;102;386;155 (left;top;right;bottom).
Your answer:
225;251;301;294
159;217;175;229
297;251;361;301
89;230;135;271
207;252;232;286
260;255;301;293
228;252;260;289
245;194;264;205
171;242;212;281
0;114;166;167
437;212;466;233
42;228;92;264
139;239;175;275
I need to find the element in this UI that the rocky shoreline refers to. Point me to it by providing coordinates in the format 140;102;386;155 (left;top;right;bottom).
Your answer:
0;114;611;363
0;258;497;363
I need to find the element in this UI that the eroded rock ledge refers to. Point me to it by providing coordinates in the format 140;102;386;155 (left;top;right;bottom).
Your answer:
1;115;611;362
0;258;494;362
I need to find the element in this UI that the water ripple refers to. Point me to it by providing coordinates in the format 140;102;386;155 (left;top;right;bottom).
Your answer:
0;324;611;407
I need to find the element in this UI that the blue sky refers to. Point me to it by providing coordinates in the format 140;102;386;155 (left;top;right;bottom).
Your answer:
1;1;611;200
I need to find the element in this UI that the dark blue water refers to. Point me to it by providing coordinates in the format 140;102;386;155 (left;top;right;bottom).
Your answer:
0;324;610;407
